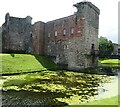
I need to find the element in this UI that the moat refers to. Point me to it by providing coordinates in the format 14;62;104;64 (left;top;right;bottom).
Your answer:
1;67;119;106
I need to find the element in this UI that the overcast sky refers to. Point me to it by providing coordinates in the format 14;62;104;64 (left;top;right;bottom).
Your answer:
0;0;118;43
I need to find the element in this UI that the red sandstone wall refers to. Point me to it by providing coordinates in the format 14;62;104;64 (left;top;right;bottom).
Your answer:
44;15;85;56
46;15;84;42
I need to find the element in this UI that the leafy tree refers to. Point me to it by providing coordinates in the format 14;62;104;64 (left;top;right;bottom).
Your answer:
99;36;114;56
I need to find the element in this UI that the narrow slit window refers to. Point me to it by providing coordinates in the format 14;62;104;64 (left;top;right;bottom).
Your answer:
48;33;51;37
63;29;66;36
55;31;58;36
91;44;94;50
71;28;74;34
75;16;77;25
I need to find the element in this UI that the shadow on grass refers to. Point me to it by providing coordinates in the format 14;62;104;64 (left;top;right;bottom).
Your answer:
34;55;58;71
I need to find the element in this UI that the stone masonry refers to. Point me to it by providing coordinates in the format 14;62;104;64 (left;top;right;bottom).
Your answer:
2;13;33;53
1;1;100;70
32;21;45;54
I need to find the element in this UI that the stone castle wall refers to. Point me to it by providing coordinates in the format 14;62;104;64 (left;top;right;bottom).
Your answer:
44;14;85;69
76;2;100;67
2;13;32;53
1;1;100;69
32;21;45;54
44;2;100;69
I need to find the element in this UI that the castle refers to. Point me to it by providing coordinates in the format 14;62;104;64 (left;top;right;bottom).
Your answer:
1;1;100;70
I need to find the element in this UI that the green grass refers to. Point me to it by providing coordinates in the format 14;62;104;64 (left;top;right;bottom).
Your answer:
81;96;118;105
1;54;57;74
100;59;120;64
99;59;120;68
1;54;119;105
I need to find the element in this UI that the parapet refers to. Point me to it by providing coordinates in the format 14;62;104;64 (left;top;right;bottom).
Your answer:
4;13;32;25
73;1;100;15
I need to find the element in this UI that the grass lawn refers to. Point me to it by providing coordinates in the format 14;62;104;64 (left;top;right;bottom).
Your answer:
99;59;120;68
81;96;118;105
1;54;57;74
65;96;119;106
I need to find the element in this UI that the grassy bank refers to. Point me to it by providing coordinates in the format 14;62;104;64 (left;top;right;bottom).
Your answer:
82;96;118;105
1;54;119;105
65;96;118;106
99;59;120;68
1;54;57;74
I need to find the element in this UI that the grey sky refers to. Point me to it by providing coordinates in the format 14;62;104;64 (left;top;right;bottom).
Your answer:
0;0;118;43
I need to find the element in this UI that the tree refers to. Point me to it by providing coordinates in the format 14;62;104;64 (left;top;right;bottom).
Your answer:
99;36;114;56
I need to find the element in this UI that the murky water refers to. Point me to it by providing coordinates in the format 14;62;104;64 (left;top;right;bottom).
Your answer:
1;68;119;106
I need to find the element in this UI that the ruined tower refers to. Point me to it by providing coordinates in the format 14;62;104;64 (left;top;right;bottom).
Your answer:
1;1;100;70
2;13;33;53
73;1;100;68
32;21;45;55
44;1;100;70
